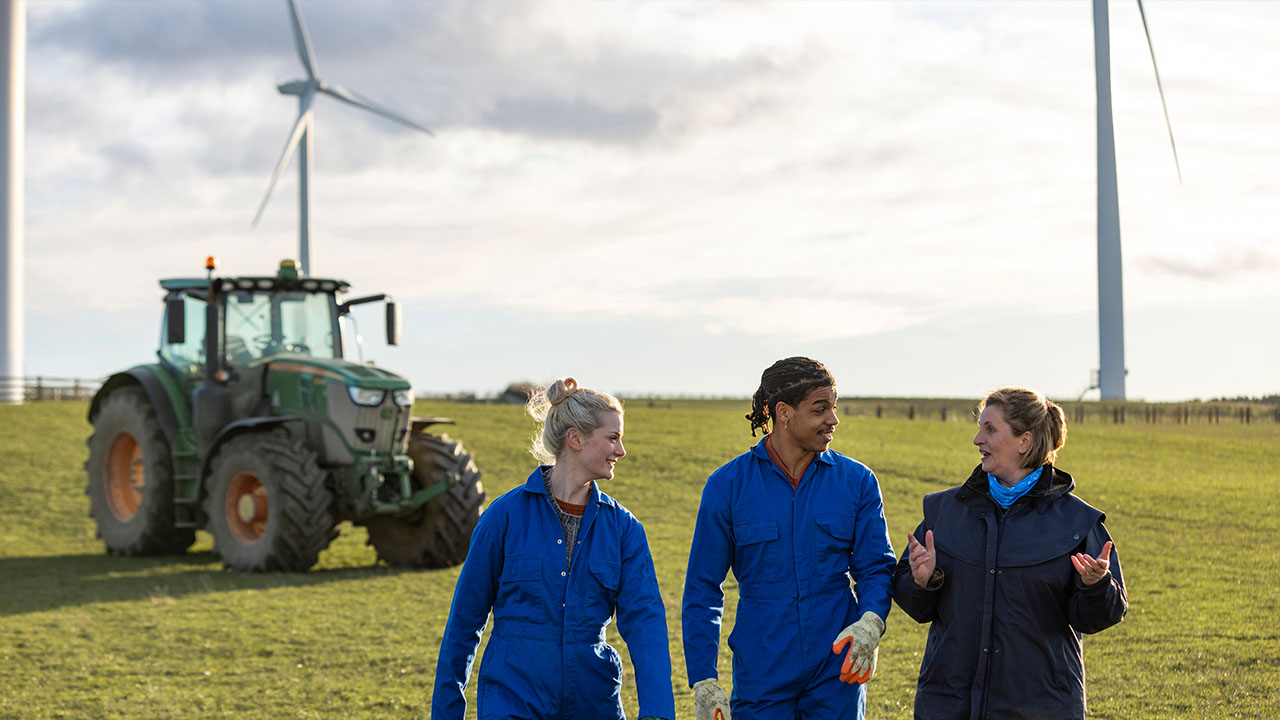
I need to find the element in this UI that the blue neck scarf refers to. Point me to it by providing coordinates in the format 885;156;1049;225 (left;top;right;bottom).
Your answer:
988;466;1043;508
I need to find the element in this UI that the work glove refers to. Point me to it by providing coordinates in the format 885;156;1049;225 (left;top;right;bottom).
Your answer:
693;678;731;720
832;611;885;684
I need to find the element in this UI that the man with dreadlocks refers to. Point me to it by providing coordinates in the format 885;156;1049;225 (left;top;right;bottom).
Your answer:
681;357;896;720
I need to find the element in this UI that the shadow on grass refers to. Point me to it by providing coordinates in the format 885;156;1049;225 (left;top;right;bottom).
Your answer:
0;551;424;616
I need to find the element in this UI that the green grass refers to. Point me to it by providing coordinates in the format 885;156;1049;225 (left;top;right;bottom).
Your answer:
0;401;1277;719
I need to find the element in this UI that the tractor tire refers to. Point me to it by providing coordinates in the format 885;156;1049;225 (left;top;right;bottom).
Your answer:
203;432;337;572
85;386;195;555
365;433;485;568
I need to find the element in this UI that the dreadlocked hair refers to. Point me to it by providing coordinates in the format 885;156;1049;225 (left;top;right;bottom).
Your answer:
745;357;836;437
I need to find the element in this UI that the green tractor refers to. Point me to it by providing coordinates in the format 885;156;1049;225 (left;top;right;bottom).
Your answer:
85;259;485;572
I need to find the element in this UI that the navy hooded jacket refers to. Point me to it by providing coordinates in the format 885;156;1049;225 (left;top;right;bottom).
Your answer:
892;465;1127;720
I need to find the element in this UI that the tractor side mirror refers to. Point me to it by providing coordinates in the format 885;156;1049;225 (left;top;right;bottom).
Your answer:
166;298;186;344
385;299;401;346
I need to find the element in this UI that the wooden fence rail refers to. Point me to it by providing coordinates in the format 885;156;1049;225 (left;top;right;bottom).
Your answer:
840;399;1279;425
0;376;103;402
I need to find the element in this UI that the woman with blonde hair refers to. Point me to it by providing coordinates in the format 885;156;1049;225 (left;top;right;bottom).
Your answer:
432;378;674;720
893;387;1127;719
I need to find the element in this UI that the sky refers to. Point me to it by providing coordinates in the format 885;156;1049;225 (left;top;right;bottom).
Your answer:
20;0;1280;402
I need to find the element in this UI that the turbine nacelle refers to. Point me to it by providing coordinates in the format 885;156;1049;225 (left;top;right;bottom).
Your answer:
276;79;315;96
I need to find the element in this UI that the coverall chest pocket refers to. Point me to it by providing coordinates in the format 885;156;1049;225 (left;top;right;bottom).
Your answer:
732;519;780;581
814;514;855;560
589;559;621;610
495;555;546;624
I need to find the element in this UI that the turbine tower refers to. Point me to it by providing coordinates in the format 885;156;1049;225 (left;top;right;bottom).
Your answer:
254;0;432;276
1091;0;1179;400
0;0;24;405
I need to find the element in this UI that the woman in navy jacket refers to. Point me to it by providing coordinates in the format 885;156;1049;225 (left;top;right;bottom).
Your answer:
432;378;674;720
893;387;1127;720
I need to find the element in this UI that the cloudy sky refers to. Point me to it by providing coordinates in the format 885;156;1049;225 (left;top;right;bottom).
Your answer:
22;0;1280;401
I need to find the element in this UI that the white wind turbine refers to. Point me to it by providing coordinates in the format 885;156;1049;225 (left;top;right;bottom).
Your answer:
253;0;432;276
1092;0;1180;400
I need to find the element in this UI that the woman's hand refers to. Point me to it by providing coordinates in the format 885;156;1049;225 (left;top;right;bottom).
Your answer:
907;530;937;588
1071;540;1113;586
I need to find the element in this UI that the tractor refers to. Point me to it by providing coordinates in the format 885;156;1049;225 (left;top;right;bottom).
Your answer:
85;259;485;572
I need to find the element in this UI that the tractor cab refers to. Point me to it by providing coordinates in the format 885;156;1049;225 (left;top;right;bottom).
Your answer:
158;259;397;382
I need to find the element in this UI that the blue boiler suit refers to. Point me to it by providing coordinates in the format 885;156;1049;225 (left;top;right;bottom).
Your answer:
432;467;676;720
682;440;896;720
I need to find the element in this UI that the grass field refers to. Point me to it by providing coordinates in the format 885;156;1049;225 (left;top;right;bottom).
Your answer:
1;400;1277;719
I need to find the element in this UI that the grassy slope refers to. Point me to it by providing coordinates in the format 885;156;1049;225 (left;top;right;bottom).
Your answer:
0;401;1276;719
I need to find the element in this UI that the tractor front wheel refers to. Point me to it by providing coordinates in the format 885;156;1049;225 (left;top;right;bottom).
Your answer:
365;433;484;568
85;386;195;555
203;433;337;572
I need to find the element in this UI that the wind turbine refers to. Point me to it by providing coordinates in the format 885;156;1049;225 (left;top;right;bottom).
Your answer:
1092;0;1180;400
253;0;432;276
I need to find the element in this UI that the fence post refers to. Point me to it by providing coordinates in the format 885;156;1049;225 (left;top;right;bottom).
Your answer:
940;406;947;422
876;404;882;419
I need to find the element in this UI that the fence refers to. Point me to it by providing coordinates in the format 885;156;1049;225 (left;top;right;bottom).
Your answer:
838;398;1280;425
0;376;102;402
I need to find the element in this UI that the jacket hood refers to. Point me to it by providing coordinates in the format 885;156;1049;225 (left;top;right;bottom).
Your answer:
962;463;1076;505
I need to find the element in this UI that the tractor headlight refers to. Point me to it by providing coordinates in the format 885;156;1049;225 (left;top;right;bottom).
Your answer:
347;386;385;406
392;389;414;407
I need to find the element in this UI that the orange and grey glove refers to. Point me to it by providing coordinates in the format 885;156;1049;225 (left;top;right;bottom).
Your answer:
832;611;885;684
693;678;731;720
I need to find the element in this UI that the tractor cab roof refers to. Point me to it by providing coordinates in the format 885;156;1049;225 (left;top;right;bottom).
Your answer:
160;259;350;294
159;275;350;293
159;276;351;294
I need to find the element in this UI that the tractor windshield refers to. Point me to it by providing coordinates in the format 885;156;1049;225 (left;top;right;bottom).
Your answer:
224;289;339;365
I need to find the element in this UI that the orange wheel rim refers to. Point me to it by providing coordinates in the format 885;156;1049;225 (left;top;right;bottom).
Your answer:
225;471;268;544
104;432;144;521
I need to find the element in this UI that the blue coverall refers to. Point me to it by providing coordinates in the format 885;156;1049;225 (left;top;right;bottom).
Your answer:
432;467;676;720
681;440;896;720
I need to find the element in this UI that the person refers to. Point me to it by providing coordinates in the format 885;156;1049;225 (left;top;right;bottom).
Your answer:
432;378;675;720
892;387;1128;720
682;357;896;720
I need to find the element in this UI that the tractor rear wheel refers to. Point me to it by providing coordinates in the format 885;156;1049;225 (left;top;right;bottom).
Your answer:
203;432;337;572
365;433;485;568
85;386;195;555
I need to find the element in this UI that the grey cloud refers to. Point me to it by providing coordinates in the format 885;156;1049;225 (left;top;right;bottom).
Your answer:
31;2;288;76
484;96;659;143
99;142;151;172
1135;249;1279;281
31;1;781;147
647;275;939;310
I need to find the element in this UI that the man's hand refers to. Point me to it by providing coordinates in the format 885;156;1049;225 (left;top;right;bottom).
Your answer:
832;611;885;684
693;678;730;720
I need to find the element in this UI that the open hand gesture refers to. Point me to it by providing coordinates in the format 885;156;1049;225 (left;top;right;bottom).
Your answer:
1071;541;1113;586
907;530;936;588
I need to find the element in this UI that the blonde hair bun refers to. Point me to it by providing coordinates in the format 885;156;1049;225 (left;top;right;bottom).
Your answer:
546;377;579;407
526;377;623;464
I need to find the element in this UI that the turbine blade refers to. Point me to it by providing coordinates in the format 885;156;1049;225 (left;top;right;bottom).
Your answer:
1137;0;1181;183
253;92;316;226
320;83;434;135
287;0;319;80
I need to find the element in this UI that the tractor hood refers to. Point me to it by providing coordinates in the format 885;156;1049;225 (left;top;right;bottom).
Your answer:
257;356;410;391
